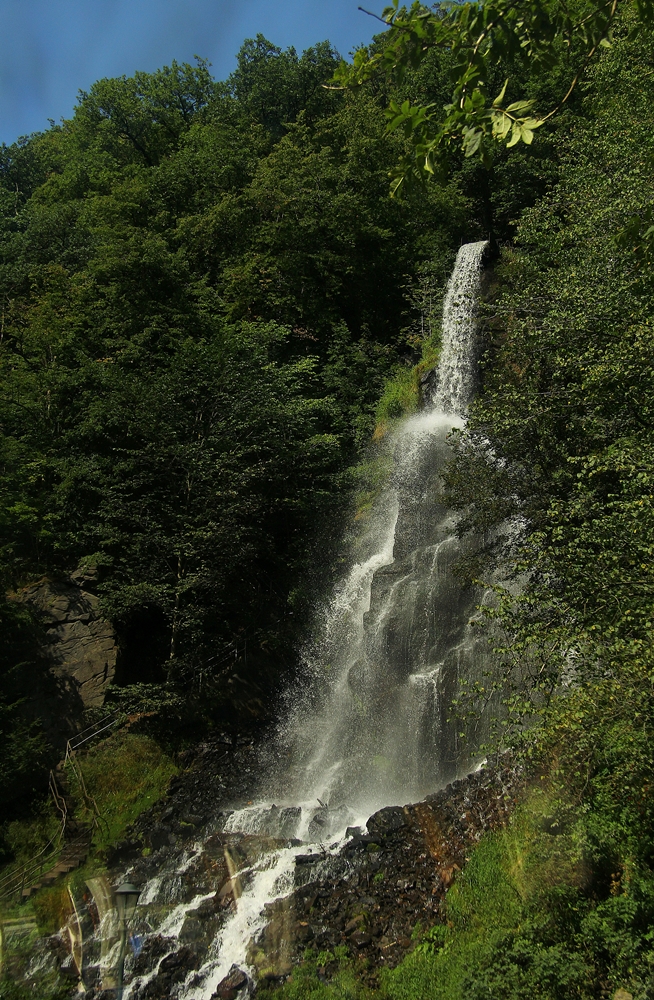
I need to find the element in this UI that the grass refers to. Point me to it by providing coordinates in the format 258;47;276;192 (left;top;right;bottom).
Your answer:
380;763;654;1000
374;366;419;427
351;331;443;528
0;731;176;996
258;947;372;1000
68;730;178;852
0;970;69;1000
373;332;442;441
2;801;61;869
0;730;176;891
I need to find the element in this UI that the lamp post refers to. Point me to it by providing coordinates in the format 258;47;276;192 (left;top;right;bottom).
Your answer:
114;882;141;1000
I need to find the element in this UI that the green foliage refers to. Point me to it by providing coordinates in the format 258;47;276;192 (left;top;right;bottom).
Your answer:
258;947;371;1000
335;0;651;191
73;57;216;167
67;732;177;850
0;39;470;748
375;365;419;423
384;740;654;1000
227;36;341;138
441;22;654;735
0;599;53;819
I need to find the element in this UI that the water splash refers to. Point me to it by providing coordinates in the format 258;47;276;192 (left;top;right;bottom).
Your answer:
130;241;490;998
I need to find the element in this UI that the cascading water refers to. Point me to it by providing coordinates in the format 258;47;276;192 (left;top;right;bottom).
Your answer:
107;241;493;1000
269;240;492;824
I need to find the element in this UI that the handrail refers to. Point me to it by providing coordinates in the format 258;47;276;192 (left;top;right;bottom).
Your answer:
0;713;122;902
0;827;64;898
0;829;92;900
49;770;68;825
63;754;109;838
0;774;68;898
68;719;118;751
66;711;121;753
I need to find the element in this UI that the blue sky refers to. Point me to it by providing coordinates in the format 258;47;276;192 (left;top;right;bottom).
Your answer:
0;0;381;146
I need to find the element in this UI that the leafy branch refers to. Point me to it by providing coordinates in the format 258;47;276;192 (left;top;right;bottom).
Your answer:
332;0;642;192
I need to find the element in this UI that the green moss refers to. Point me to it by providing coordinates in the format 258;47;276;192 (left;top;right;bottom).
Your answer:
351;331;442;527
349;454;393;525
67;731;178;852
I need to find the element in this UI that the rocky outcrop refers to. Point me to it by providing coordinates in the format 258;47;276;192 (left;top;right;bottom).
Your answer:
8;569;119;752
102;750;522;997
255;760;521;981
9;731;522;998
15;570;117;712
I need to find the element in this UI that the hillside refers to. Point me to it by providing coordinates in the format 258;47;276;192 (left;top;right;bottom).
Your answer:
2;10;654;1000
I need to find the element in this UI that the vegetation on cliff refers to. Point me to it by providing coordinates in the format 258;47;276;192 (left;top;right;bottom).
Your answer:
315;12;654;1000
0;38;472;826
2;4;654;999
261;10;654;1000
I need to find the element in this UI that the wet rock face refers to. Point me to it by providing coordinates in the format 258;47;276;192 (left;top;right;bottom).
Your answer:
28;741;518;999
140;946;201;999
212;965;250;1000
106;754;517;994
16;570;117;713
272;761;521;980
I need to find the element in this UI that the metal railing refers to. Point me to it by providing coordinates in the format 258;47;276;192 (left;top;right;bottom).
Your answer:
0;820;65;901
66;711;121;755
62;712;121;839
0;712;122;902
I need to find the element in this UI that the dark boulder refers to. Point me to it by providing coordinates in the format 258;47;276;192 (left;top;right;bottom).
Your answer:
211;964;250;1000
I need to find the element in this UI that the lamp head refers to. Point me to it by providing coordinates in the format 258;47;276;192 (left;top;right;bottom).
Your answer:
115;882;141;925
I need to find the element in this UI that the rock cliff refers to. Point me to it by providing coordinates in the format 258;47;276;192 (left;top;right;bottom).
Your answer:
13;569;117;745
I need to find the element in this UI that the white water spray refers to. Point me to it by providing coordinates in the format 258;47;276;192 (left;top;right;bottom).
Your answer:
132;241;490;999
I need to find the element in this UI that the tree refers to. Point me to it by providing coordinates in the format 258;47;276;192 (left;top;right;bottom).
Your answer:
334;0;653;192
73;58;216;167
228;36;342;138
441;25;654;730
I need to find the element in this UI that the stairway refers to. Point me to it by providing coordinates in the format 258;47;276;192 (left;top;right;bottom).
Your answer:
2;718;118;903
5;768;93;901
20;832;92;900
18;763;95;900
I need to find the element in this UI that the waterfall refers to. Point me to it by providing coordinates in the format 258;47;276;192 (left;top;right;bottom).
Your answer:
267;239;490;827
122;241;491;1000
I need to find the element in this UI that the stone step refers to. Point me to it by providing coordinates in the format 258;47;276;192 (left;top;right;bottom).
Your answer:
19;837;92;899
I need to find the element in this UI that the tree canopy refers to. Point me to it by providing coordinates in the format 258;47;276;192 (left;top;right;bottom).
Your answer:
0;39;474;816
335;0;653;191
